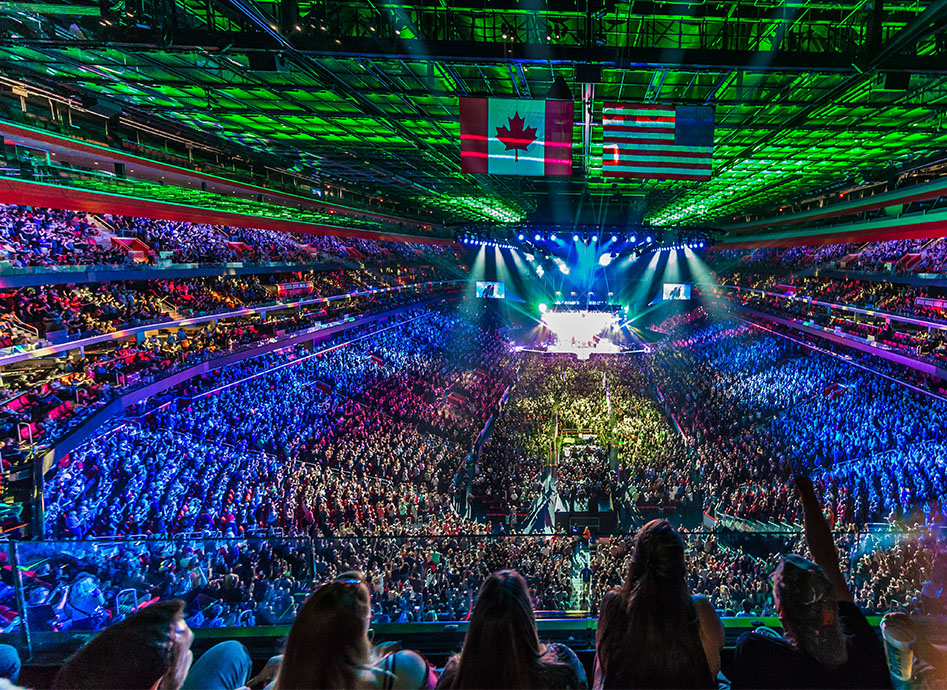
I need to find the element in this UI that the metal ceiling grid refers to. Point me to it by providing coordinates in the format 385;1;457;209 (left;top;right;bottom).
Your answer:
0;0;944;230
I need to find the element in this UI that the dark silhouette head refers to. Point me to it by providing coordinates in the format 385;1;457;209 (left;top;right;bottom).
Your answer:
54;599;193;690
449;569;553;689
275;577;372;690
597;519;714;689
771;554;848;667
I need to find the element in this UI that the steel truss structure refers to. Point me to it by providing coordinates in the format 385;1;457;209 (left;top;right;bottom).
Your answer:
0;0;945;233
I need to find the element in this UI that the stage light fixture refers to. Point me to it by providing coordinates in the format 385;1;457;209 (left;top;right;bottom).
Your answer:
550;233;557;241
598;253;612;266
611;235;618;242
538;303;548;314
573;234;580;242
630;235;636;243
592;235;598;242
559;264;569;274
518;233;524;241
534;233;541;241
646;235;653;243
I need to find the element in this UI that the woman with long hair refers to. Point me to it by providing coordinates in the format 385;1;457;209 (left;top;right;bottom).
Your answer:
436;569;586;689
594;519;723;689
273;573;435;690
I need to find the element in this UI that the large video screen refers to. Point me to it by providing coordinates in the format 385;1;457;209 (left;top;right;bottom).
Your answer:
662;283;692;301
476;281;506;299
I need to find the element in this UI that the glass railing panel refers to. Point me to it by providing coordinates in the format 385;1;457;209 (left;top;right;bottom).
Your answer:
12;528;946;646
311;535;580;622
0;541;21;642
13;537;313;637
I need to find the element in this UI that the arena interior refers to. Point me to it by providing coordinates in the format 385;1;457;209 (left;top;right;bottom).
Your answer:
0;2;944;687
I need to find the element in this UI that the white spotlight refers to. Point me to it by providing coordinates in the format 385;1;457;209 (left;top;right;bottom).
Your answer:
598;253;612;266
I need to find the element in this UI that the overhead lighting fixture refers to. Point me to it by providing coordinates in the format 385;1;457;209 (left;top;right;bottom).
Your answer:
573;234;580;241
598;253;612;266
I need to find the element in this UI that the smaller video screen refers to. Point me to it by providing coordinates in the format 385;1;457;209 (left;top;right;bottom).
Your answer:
476;281;506;299
662;283;692;301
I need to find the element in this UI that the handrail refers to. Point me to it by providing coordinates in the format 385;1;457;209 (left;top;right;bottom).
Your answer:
707;282;947;332
0;279;465;367
0;251;462;291
9;314;38;340
819;441;947;476
31;293;458;472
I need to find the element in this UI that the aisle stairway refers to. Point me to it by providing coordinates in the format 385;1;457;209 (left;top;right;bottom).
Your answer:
569;539;591;610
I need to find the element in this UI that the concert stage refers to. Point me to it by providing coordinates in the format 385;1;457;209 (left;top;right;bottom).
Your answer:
518;309;650;358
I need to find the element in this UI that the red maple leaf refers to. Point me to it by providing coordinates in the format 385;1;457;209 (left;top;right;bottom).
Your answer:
495;112;538;162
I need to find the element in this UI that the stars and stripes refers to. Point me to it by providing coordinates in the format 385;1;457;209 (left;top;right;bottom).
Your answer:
601;103;714;181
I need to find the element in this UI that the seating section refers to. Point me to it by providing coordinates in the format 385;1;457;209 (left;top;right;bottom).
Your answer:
712;237;947;275
0;284;458;463
650;318;947;527
0;204;462;268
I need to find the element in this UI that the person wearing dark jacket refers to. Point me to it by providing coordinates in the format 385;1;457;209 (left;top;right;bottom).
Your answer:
731;474;893;689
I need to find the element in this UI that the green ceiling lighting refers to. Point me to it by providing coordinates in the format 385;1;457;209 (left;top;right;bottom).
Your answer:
440;197;525;223
0;0;944;234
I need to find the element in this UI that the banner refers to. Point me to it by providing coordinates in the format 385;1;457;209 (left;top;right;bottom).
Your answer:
460;97;573;176
602;103;713;180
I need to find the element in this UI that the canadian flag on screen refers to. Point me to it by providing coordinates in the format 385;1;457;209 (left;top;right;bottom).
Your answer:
460;97;573;176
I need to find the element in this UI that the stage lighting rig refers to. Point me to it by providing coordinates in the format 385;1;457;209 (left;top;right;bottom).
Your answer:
458;232;515;250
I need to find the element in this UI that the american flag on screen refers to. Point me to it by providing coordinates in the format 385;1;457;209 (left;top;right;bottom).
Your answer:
601;103;714;181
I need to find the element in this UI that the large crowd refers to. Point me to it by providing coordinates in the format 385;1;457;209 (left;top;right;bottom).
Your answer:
24;492;947;690
650;319;947;528
4;214;947;689
0;284;459;466
30;300;946;628
0;204;462;269
2;264;456;344
710;236;947;276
